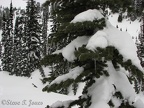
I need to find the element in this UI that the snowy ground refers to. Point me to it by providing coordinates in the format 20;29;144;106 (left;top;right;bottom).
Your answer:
0;69;78;108
0;69;144;108
108;12;141;40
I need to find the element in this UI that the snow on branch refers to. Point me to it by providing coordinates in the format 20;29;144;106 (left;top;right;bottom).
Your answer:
62;36;89;62
43;66;84;93
49;66;84;86
71;9;104;23
86;20;143;71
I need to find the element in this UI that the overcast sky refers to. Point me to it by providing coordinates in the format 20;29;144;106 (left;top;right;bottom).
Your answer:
0;0;46;8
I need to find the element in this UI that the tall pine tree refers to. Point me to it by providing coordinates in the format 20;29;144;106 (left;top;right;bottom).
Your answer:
2;1;14;73
25;0;43;76
1;13;7;71
12;14;26;76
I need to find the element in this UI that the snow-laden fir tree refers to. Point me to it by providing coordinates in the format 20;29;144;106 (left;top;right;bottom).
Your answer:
11;13;26;76
1;1;14;73
41;0;144;108
1;13;7;70
25;0;43;76
19;12;32;77
12;15;21;75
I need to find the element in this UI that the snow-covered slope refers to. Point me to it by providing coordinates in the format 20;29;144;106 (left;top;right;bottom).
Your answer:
0;69;78;108
108;12;141;40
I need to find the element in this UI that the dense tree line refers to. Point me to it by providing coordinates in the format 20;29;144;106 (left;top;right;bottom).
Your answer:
1;0;49;77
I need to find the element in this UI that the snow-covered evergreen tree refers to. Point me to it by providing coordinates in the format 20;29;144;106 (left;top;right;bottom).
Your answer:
25;0;43;76
1;1;14;73
1;13;7;71
11;14;25;76
20;13;32;77
136;13;144;68
42;0;144;108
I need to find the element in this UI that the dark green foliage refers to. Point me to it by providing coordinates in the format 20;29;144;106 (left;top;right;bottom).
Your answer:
2;2;14;73
0;8;2;30
42;5;49;56
52;18;105;47
134;0;144;16
118;14;123;22
24;0;43;76
108;100;114;107
136;27;144;68
136;13;144;91
1;13;8;71
119;101;135;108
12;16;24;75
41;53;73;94
0;6;9;30
114;91;124;99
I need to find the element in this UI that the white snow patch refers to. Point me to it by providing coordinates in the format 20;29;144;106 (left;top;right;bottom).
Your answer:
108;12;141;39
88;76;114;108
103;21;143;71
134;99;144;108
50;100;73;108
86;31;108;50
71;9;104;23
107;61;136;103
62;36;89;62
111;97;122;107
